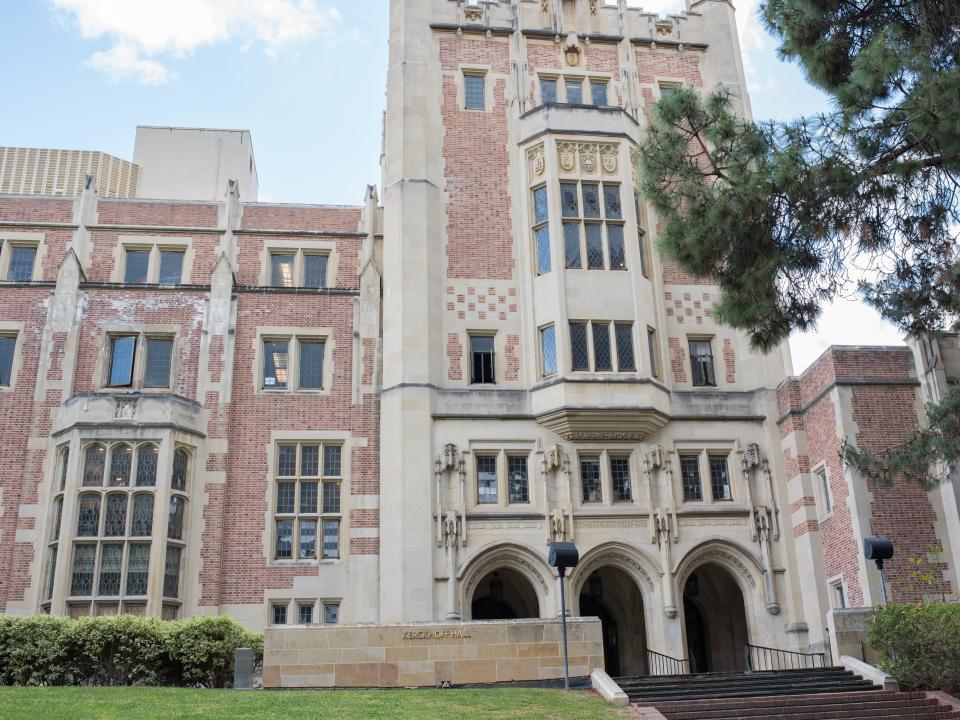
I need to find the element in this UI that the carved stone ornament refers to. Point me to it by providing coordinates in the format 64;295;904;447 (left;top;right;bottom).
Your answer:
588;0;598;15
546;443;563;470
745;442;761;468
464;5;484;22
600;144;618;174
579;144;598;174
441;443;459;471
558;142;577;172
541;0;550;13
528;144;545;177
655;20;674;36
114;397;137;419
648;444;663;469
564;32;581;67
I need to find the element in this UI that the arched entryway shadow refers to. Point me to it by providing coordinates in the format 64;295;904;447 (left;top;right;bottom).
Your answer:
577;566;647;676
471;568;539;620
682;563;749;672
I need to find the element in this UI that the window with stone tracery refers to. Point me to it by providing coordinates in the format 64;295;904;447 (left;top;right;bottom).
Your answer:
560;181;625;270
273;441;342;561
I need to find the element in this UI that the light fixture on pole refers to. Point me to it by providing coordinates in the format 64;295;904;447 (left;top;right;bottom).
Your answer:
864;537;894;604
548;541;580;691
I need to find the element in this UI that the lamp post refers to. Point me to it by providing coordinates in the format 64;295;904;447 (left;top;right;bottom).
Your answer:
864;537;894;604
548;541;580;690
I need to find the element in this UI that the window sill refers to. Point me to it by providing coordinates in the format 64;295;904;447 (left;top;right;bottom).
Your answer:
270;558;342;567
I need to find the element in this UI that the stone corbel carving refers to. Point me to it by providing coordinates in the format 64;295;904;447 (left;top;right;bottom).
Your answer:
550;508;569;542
755;505;780;615
435;444;466;547
645;445;662;542
463;3;484;23
740;447;758;541
564;32;581;67
588;0;598;15
656;509;677;617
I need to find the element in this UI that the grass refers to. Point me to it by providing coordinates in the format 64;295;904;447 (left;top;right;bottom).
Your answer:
0;686;631;720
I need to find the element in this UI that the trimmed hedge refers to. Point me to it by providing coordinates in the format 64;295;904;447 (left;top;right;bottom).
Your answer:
0;614;262;687
867;602;960;693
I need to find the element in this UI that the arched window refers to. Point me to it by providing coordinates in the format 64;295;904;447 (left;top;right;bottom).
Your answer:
171;448;189;491
167;496;185;540
131;494;154;537
76;494;101;536
103;494;128;537
82;444;106;487
136;444;158;487
109;444;133;487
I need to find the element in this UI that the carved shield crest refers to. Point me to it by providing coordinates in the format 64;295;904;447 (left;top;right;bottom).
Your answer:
528;145;545;176
580;144;598;173
558;143;577;172
601;145;618;174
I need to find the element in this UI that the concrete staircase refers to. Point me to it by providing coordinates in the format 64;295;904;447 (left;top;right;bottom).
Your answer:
617;668;960;720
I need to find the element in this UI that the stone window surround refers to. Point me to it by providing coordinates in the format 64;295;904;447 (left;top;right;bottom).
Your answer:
464;330;502;386
539;323;557;377
812;462;834;522
41;430;195;619
0;231;45;282
574;448;640;508
253;326;335;397
263;430;353;568
827;574;847;609
93;324;182;393
266;597;342;627
0;321;25;393
110;235;195;285
458;63;493;112
568;319;636;374
466;443;536;511
257;238;340;288
537;70;614;106
671;444;738;506
688;334;718;387
647;325;661;379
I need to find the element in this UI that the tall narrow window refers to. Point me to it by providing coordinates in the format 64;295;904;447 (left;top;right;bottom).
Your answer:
299;602;314;624
163;546;182;598
592;322;611;371
464;73;485;110
540;77;558;104
123;249;150;284
817;467;833;515
610;456;632;502
71;544;96;596
103;494;128;536
167;496;186;540
136;445;158;488
709;455;732;501
533;186;551;274
566;79;583;104
0;334;15;386
569;322;589;371
108;336;137;387
680;455;702;501
77;494;101;536
647;327;661;379
508;456;529;504
298;340;325;389
831;581;846;609
125;543;150;596
689;339;717;386
143;338;173;388
263;340;289;389
635;195;650;279
470;335;495;384
131;494;154;536
83;444;106;487
8;246;37;281
98;544;123;596
322;520;339;560
590;80;608;107
272;603;288;625
580;455;602;503
476;456;498;504
559;182;624;270
615;323;635;371
540;326;557;376
171;448;189;491
270;253;295;288
109;444;133;487
273;442;342;561
158;250;184;285
303;255;328;289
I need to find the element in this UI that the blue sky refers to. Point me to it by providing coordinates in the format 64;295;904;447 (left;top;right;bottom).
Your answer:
0;0;903;372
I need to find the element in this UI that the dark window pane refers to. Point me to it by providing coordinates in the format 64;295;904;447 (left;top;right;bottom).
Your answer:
541;326;557;375
104;494;128;536
638;230;649;278
324;445;342;477
273;604;288;624
533;186;548;225
582;185;601;218
98;544;123;596
560;183;579;218
299;520;317;558
8;246;36;281
611;456;632;502
570;322;589;370
303;255;328;289
171;448;189;491
125;543;150;595
263;340;289;389
566;80;583;104
124;250;149;284
615;323;635;371
299;603;313;624
563;222;581;268
541;77;557;104
136;444;158;487
109;444;133;487
508;456;528;503
690;339;716;386
271;254;295;287
301;481;319;513
591;81;608;107
710;455;732;501
45;547;57;600
71;544;96;596
0;336;16;386
608;225;625;269
470;335;495;384
163;546;181;598
324;603;339;624
77;494;100;536
277;482;296;514
603;185;622;219
680;455;702;501
580;456;601;503
131;494;154;536
108;336;136;387
593;322;611;371
477;456;497;504
83;444;106;487
464;74;485;109
278;445;297;476
144;338;173;388
275;520;293;559
299;340;325;389
322;520;340;558
301;446;320;477
158;250;184;284
648;329;660;378
167;496;185;539
52;497;63;541
322;481;340;514
58;448;69;491
585;224;604;269
536;227;551;274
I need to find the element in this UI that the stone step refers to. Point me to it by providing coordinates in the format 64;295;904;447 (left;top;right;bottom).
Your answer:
658;695;942;720
627;680;878;703
653;690;927;714
617;669;856;691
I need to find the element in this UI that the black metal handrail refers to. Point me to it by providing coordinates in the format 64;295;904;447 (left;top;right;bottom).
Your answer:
646;648;691;676
744;643;827;672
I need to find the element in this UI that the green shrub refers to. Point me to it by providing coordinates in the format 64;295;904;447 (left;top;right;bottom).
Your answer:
867;602;960;693
0;614;261;688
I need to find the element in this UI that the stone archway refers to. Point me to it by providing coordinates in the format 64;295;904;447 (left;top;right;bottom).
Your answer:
576;566;647;676
458;542;551;621
682;562;749;673
471;567;539;620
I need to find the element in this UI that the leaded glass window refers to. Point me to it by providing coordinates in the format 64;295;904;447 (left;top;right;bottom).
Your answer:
8;245;37;281
540;326;557;376
322;520;340;559
476;455;498;504
144;338;173;388
536;227;551;274
104;494;128;536
131;494;154;536
164;546;182;598
464;73;485;110
615;323;635;371
647;327;660;379
560;183;579;217
71;544;96;596
271;253;295;288
566;79;583;104
136;445;158;487
508;456;529;504
324;602;340;624
585;224;604;268
680;455;703;501
299;340;325;389
580;456;602;503
279;445;297;477
158;250;184;285
590;80;608;107
563;222;581;268
51;496;63;541
555;182;625;270
171;448;189;491
275;520;294;559
533;186;548;224
709;455;732;501
123;249;150;284
273;604;288;625
167;496;185;540
533;186;551;274
0;335;15;386
277;483;295;514
301;445;319;477
263;340;289;389
582;184;601;218
570;322;589;371
45;547;57;601
301;481;319;513
540;77;558;104
611;456;632;502
299;520;317;559
299;603;314;624
322;481;340;514
109;444;133;487
608;225;625;269
604;185;622;219
125;543;150;595
108;336;136;387
593;322;612;371
303;254;328;289
324;445;341;477
77;494;100;536
98;544;123;596
273;442;342;561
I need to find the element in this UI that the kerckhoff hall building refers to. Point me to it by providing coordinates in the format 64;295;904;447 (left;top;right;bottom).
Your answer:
0;0;957;688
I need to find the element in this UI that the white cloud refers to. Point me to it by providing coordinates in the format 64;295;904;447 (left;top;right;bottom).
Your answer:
53;0;341;85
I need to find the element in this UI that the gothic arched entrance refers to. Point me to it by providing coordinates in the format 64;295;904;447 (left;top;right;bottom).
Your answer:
682;563;749;672
577;566;647;676
471;568;539;620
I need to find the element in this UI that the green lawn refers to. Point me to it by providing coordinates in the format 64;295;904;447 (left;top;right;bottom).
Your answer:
0;687;631;720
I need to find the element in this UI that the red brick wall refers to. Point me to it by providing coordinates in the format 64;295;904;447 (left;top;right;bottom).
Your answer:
234;233;362;288
98;201;218;227
635;48;703;86
86;230;222;284
0;197;73;224
241;205;360;233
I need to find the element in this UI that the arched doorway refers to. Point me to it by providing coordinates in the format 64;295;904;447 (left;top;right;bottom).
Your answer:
471;568;539;620
682;563;749;672
577;567;647;676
